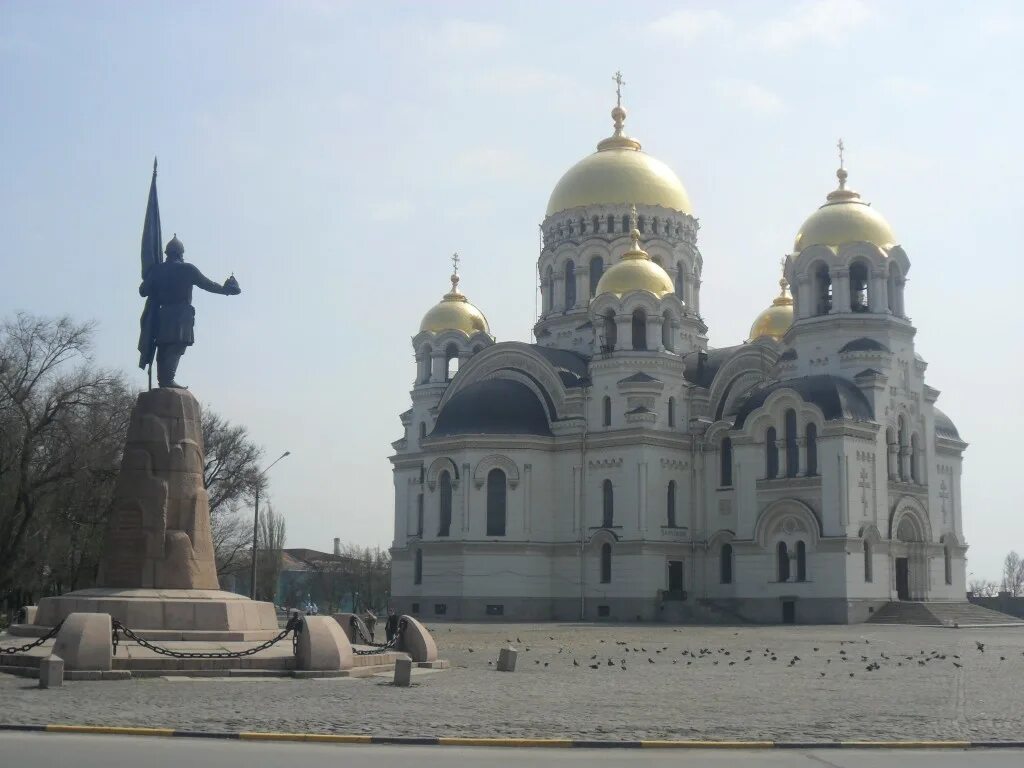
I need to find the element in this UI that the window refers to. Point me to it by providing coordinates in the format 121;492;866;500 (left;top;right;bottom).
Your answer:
777;541;790;581
445;344;459;381
414;549;423;585
863;541;873;582
667;397;675;428
602;396;612;427
622;214;630;232
898;416;907;481
850;261;869;312
666;481;676;527
602;480;614;527
564;260;576;309
631;309;647;350
600;543;612;583
886;426;897;480
720;438;733;486
485;604;504;616
796;540;807;582
602;311;617;352
766;427;779;479
638;215;646;233
419;422;427;440
814;263;832;315
944;547;952;585
438;470;452;536
662;311;673;351
911;433;922;484
675;261;685;300
545;265;554;313
589;256;604;297
785;409;799;477
411;602;420;614
486;468;507;536
720;543;733;584
592;215;600;233
434;603;447;615
606;214;615;233
416;493;424;537
805;424;818;476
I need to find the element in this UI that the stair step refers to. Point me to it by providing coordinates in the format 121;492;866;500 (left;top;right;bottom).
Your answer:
869;602;1023;626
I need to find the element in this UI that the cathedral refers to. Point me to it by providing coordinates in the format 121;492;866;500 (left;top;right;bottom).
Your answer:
388;85;968;624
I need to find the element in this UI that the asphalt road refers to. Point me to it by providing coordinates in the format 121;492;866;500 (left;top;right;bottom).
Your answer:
3;733;1024;768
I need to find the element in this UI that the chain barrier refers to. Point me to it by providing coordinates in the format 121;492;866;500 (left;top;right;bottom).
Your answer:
0;619;65;655
110;612;303;659
350;616;405;655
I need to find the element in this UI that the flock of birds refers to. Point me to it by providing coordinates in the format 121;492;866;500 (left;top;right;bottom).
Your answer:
454;630;1019;678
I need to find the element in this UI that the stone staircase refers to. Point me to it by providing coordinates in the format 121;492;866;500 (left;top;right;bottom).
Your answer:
869;601;1023;627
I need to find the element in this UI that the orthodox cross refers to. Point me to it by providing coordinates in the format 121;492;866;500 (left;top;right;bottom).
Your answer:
837;138;845;168
451;251;460;276
858;466;871;517
613;71;625;107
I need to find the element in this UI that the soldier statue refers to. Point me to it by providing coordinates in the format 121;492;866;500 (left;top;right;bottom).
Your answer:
138;235;240;388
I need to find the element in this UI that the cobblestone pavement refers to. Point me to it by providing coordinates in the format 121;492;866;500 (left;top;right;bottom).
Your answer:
3;622;1024;741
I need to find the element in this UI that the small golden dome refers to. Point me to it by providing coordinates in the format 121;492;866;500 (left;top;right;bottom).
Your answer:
595;208;676;298
419;262;490;335
794;166;896;252
748;274;794;342
546;100;692;217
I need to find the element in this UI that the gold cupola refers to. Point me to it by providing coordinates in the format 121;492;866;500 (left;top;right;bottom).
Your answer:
748;265;794;342
419;255;490;335
545;73;692;217
794;142;897;252
595;206;675;298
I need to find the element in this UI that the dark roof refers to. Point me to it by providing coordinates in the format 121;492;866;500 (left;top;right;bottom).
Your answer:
733;375;875;428
432;379;553;437
530;345;591;388
626;405;653;414
839;337;890;353
682;345;744;388
934;407;961;439
619;371;660;384
854;368;883;378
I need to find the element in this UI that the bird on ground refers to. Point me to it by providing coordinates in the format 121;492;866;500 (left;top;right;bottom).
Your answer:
607;659;614;666
517;637;522;643
589;664;599;669
534;660;540;665
648;658;655;664
976;641;985;652
544;662;549;667
573;659;579;667
468;648;474;653
590;654;597;660
953;662;962;668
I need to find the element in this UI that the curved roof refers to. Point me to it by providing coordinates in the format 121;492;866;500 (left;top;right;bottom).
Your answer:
531;346;590;388
432;379;552;438
682;346;744;388
733;375;874;428
839;337;890;353
934;407;961;440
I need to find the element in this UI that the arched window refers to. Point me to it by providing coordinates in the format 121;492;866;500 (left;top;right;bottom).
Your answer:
602;396;612;427
606;214;615;233
631;309;647;350
416;493;424;537
589;256;604;297
765;427;779;479
720;438;733;487
796;540;807;582
720;543;733;584
651;216;659;234
486;468;506;536
849;261;869;312
777;541;790;581
897;416;907;481
622;214;630;232
805;424;818;476
419;422;427;441
944;546;953;585
438;470;452;537
637;215;646;233
414;549;423;585
886;426;898;480
667;397;675;428
662;311;673;351
600;543;612;583
911;433;922;484
445;344;459;381
813;263;832;315
863;540;873;582
784;409;799;476
592;215;600;233
545;265;554;313
675;261;685;300
602;480;614;527
564;260;576;309
602;311;617;352
666;481;676;527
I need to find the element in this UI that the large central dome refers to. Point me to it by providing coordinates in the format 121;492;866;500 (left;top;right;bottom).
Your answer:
546;104;692;217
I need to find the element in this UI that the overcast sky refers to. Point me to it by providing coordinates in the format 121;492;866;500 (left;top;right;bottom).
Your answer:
2;1;1021;581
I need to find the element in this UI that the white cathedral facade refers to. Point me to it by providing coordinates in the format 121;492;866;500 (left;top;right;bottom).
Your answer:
388;93;968;624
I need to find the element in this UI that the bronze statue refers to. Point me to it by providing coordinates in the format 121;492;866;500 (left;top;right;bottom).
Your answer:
139;236;240;388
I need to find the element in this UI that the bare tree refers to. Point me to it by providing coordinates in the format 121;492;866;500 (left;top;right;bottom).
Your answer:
0;314;128;601
1002;551;1024;597
255;504;286;602
969;579;1000;598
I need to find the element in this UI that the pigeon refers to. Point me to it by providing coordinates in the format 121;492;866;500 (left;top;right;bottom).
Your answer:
535;660;540;665
488;661;492;666
648;658;655;664
953;662;962;668
517;638;522;643
590;654;597;660
544;662;549;667
589;664;599;670
573;659;579;667
607;659;614;667
468;648;474;653
819;672;826;677
813;647;819;652
976;641;985;652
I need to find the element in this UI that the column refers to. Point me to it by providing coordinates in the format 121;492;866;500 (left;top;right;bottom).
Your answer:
576;269;588;307
552;274;564;312
870;269;889;313
461;464;471;533
899;446;911;482
430;351;446;383
887;443;899;480
797;277;812;319
796;437;807;478
638;461;648;532
832;268;851;313
522;464;532;534
647;315;661;351
775;440;788;478
615;315;631;351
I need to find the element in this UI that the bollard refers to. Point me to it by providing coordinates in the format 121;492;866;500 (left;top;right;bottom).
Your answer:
39;654;64;688
393;657;413;687
497;646;518;672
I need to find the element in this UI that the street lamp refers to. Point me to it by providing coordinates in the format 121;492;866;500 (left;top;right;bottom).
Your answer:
250;450;291;600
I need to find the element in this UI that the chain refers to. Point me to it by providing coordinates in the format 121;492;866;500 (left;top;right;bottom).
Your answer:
0;620;65;655
351;616;405;655
110;613;303;659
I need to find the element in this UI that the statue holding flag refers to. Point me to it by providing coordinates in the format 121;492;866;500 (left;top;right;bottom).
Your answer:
137;160;241;388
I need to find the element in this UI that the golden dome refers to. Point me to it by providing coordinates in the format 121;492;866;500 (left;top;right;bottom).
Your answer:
545;102;692;217
595;208;675;298
748;273;794;342
419;264;490;335
794;166;896;252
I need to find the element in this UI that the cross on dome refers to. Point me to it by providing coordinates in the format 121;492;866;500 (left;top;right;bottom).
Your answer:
613;70;625;108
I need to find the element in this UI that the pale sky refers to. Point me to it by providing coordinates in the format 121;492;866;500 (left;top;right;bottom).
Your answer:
2;1;1021;581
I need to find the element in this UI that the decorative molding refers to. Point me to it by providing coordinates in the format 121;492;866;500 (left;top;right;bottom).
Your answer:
588;457;623;469
472;454;521;489
660;458;689;471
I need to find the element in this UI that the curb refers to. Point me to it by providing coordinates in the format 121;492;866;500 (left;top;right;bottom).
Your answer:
1;724;1023;749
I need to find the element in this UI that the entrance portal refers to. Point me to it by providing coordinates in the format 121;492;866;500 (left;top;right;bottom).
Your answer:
668;561;684;593
782;600;795;624
895;557;910;600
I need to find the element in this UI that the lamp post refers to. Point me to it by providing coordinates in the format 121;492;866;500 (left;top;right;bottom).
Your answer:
250;451;290;600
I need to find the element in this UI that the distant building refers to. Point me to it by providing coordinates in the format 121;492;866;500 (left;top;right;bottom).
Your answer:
388;89;967;624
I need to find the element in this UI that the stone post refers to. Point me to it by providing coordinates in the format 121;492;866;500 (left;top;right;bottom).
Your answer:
775;439;788;478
